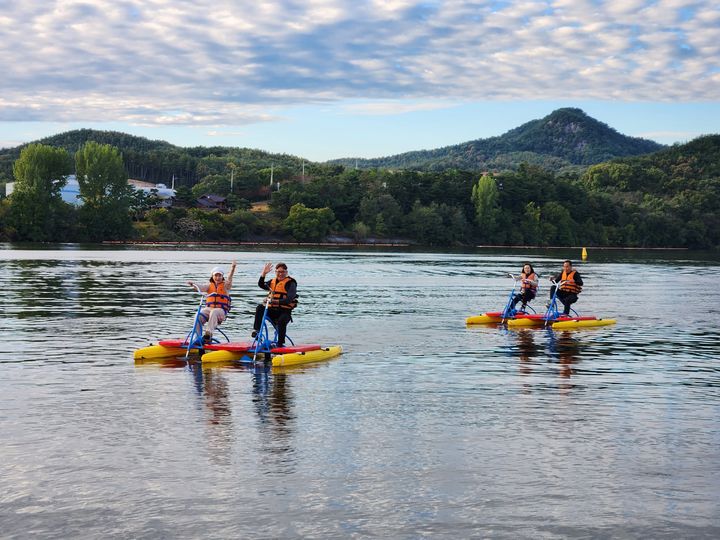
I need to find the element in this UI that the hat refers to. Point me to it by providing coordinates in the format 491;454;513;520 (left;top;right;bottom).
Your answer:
210;266;224;277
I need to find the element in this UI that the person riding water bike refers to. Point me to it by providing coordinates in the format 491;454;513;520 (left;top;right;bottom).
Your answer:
509;263;539;312
187;261;236;342
549;259;583;316
252;262;297;348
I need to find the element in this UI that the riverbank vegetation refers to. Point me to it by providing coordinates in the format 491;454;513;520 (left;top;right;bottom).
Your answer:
1;135;718;248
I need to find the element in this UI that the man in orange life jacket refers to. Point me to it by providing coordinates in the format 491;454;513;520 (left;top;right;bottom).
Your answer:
187;261;236;342
252;262;298;348
549;259;583;316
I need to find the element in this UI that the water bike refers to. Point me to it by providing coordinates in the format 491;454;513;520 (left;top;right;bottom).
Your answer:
134;286;342;367
466;273;539;325
506;279;616;329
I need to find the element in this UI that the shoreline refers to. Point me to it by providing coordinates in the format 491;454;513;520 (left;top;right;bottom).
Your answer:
101;240;689;250
102;240;411;247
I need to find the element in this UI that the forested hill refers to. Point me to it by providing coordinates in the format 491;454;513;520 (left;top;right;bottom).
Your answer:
329;108;665;173
0;129;307;186
579;134;720;248
583;134;720;200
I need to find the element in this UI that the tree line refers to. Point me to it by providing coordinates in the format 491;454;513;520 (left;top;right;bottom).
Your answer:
1;135;718;248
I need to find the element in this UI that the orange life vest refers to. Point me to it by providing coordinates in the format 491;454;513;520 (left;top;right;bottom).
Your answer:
521;272;538;292
207;281;231;313
560;270;582;294
269;276;298;310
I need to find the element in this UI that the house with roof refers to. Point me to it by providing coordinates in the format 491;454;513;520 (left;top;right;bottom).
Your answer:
196;194;228;211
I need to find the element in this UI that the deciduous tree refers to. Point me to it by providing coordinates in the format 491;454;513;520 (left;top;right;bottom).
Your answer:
75;141;133;241
9;143;73;241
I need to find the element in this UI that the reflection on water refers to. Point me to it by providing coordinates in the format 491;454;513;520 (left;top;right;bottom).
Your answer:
506;328;581;394
190;365;234;465
548;330;581;379
1;246;719;538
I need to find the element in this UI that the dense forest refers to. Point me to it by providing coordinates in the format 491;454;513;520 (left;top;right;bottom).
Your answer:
262;134;719;248
0;111;717;248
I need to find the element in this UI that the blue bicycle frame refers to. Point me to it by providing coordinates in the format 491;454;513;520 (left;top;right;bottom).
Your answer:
501;274;537;322
543;279;578;325
250;299;295;363
183;287;229;358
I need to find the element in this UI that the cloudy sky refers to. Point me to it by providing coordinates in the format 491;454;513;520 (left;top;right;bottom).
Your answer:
0;0;718;161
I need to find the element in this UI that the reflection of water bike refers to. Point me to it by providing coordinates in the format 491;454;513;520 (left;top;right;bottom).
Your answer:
507;279;616;329
134;285;342;367
466;273;538;325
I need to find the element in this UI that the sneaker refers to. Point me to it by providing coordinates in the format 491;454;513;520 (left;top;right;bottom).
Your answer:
203;333;212;343
545;301;551;308
251;330;258;338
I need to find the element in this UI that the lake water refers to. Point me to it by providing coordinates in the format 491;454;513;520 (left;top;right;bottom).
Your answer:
1;245;719;539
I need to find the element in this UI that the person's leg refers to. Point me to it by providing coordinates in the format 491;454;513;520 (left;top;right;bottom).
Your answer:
510;293;522;309
565;293;578;315
557;291;577;315
521;290;535;311
195;308;210;337
205;308;226;336
275;311;291;346
252;304;265;335
265;308;281;342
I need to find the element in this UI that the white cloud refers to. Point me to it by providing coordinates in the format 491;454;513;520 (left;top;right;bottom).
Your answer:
0;0;717;126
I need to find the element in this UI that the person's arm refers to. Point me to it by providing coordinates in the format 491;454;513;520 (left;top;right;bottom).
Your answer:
574;272;583;287
258;262;273;291
225;260;237;290
187;280;209;293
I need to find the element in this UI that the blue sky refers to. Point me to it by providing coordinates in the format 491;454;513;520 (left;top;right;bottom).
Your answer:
0;0;718;162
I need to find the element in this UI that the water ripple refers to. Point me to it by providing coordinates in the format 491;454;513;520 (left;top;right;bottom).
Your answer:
1;247;719;538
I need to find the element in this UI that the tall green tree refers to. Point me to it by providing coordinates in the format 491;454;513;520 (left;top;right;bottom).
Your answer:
8;143;73;241
471;174;500;241
75;141;133;241
284;203;335;241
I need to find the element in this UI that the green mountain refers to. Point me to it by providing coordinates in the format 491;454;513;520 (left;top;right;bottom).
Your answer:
0;129;307;186
329;108;665;172
0;109;668;185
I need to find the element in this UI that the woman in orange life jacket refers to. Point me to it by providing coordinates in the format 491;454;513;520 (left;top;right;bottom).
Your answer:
252;262;298;348
549;259;583;316
187;261;236;342
509;263;539;312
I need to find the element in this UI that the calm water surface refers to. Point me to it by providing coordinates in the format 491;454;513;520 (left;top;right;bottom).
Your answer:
1;245;719;539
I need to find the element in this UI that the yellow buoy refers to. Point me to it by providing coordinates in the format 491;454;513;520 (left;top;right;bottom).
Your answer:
581;247;588;260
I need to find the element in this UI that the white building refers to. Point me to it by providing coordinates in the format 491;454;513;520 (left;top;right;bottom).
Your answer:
5;176;176;206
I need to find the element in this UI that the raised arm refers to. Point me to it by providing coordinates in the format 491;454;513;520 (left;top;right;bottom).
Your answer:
258;262;274;291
